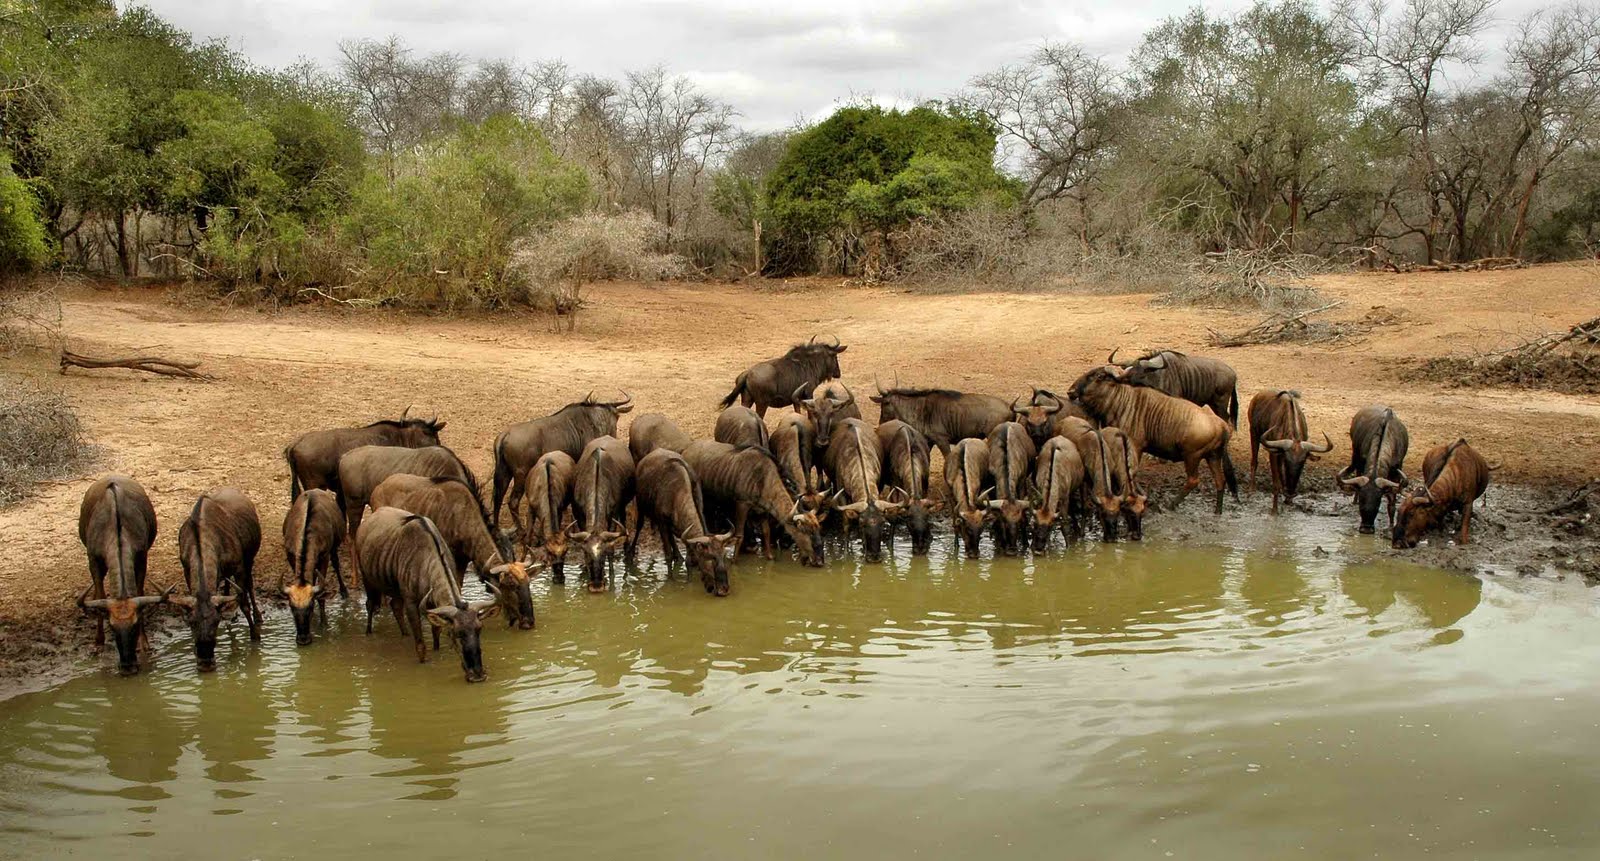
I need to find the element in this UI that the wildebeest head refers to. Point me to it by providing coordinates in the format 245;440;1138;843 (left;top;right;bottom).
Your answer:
1264;432;1333;499
1340;472;1405;534
427;593;501;683
794;383;854;444
986;496;1033;556
1030;504;1057;553
837;492;903;563
685;531;737;596
1013;389;1064;447
901;491;937;556
382;412;447;447
788;502;827;567
277;580;319;647
80;587;171;675
1391;489;1443;549
541;526;573;583
954;490;993;558
573;526;627;593
803;336;848;379
489;560;539;629
1112;349;1176;389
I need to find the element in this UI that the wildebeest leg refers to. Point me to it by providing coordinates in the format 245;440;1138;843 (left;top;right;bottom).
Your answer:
346;504;365;544
627;512;647;559
409;604;429;663
364;587;382;633
88;556;107;651
1458;504;1473;545
330;550;349;600
390;597;407;637
507;478;527;539
1207;455;1227;515
1385;491;1397;528
1269;455;1281;515
755;403;767;419
761;519;774;560
731;504;753;557
1249;443;1259;491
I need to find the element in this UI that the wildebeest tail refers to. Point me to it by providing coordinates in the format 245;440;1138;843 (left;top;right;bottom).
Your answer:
284;445;302;502
1220;429;1239;499
1228;387;1239;429
718;372;747;409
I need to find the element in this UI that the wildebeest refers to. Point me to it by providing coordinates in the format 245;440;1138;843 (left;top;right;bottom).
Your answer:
1012;388;1068;448
1112;349;1239;427
1338;405;1411;534
1246;390;1333;514
1070;426;1124;540
76;475;166;676
281;487;344;645
793;380;859;448
683;440;825;567
572;435;636;593
719;336;847;417
1032;437;1085;551
356;507;500;682
985;421;1037;556
944;438;993;558
370;475;535;629
877;419;936;555
338;444;481;539
284;415;444;502
714;405;771;449
1393;440;1492;549
1104;427;1148;540
772;414;830;513
491;393;633;529
870;385;1012;456
824;418;901;562
1069;366;1238;514
628;412;693;462
172;488;261;670
631;449;736;596
521;451;575;582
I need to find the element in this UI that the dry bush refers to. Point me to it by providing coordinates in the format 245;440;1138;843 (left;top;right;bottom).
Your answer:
0;379;93;507
0;280;64;353
1418;317;1600;395
510;211;686;328
1162;247;1326;309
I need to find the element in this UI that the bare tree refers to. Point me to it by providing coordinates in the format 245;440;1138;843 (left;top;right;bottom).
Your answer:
338;37;466;181
616;67;736;237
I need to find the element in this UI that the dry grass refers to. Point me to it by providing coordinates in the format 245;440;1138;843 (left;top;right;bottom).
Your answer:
0;379;93;507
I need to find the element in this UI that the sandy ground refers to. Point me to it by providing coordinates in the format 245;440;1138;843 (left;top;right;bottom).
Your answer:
2;265;1597;683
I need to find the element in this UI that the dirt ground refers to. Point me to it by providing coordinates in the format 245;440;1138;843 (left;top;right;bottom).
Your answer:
2;264;1597;684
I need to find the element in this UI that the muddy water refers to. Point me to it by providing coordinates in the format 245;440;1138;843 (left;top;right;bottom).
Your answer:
2;517;1598;860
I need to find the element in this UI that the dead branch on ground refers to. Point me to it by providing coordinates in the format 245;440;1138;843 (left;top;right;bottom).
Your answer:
60;350;216;381
1206;301;1352;347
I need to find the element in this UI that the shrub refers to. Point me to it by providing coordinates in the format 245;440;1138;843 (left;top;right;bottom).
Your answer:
509;211;686;329
0;154;54;280
0;379;92;507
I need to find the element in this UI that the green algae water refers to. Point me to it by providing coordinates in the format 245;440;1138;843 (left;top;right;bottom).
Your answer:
2;517;1597;860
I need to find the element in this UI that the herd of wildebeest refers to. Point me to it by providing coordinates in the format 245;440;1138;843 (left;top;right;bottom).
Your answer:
73;338;1494;682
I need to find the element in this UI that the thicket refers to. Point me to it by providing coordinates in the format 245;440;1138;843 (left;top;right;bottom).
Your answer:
2;0;1599;311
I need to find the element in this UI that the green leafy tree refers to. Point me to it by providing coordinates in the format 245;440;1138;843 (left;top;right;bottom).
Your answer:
0;152;52;277
764;105;1018;274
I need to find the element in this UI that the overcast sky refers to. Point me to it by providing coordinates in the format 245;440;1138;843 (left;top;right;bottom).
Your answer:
130;0;1543;131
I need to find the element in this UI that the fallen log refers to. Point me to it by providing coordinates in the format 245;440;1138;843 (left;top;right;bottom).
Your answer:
60;350;216;381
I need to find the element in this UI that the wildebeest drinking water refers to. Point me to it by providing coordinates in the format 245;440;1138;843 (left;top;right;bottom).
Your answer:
720;336;847;418
337;444;480;539
714;405;771;449
871;385;1012;457
985;421;1037;556
1339;405;1410;534
572;435;636;593
369;474;536;629
1247;390;1333;514
824;418;901;562
520;451;576;582
684;440;825;567
632;449;736;596
172;488;262;670
284;414;445;502
1393;439;1492;549
876;419;936;555
356;507;501;682
77;475;167;676
1032;436;1085;551
281;487;344;645
944;438;993;558
491;393;633;530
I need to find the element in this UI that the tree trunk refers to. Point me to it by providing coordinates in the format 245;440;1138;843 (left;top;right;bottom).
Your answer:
114;211;133;277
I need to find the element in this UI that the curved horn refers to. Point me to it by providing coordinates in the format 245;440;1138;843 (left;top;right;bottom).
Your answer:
831;386;853;408
827;334;840;348
809;334;818;345
1306;432;1333;454
874;374;886;396
402;404;413;419
1107;348;1119;364
1011;395;1025;414
1263;439;1295;452
1373;477;1399;490
1338;474;1369;489
792;383;810;404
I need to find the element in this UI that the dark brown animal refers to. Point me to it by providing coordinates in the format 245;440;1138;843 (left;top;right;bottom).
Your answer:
572;435;636;593
715;405;771;449
338;445;481;539
1068;366;1238;514
985;421;1037;556
628;412;693;462
1032;437;1085;551
1069;426;1124;540
356;507;500;682
1338;405;1411;534
631;450;736;596
77;475;165;676
370;475;536;629
284;415;444;502
1247;390;1333;514
683;440;825;567
1393;440;1491;549
281;487;344;645
521;451;575;582
870;385;1013;456
824;418;901;562
944;438;993;558
1112;349;1239;427
491;394;633;529
793;380;862;449
172;488;261;671
876;419;936;555
720;336;847;418
772;414;830;513
1012;388;1067;448
1104;427;1148;540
